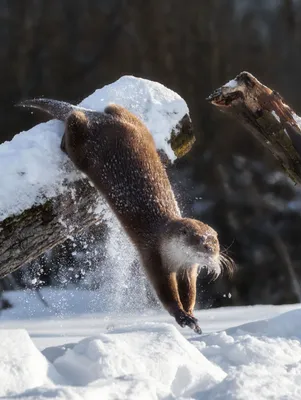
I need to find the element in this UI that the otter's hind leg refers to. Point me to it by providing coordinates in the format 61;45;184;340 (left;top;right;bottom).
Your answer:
177;264;198;316
104;104;146;128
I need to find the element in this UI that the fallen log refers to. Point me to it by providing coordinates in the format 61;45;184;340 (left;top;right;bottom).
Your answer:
207;71;301;185
0;76;195;278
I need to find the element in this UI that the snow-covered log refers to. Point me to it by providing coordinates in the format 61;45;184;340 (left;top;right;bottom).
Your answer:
0;76;195;278
207;71;301;185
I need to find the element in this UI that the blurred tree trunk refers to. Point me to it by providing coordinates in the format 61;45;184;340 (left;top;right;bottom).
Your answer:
208;71;301;185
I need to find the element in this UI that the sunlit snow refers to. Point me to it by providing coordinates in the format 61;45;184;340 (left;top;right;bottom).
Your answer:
1;289;301;400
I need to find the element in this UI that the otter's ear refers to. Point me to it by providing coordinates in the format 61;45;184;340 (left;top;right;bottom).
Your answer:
66;110;88;134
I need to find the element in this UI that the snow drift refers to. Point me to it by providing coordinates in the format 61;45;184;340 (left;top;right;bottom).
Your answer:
0;323;225;399
195;308;301;400
0;329;63;397
1;293;301;400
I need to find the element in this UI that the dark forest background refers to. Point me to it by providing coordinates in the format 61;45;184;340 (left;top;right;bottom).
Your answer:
1;0;301;311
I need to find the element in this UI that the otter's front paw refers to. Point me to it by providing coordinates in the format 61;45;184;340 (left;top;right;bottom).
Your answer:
175;310;202;334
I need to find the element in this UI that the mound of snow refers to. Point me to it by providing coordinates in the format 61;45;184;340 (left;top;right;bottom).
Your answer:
52;323;225;397
3;293;301;399
0;76;189;221
227;307;301;339
80;76;188;161
0;323;225;399
193;308;301;400
0;329;63;397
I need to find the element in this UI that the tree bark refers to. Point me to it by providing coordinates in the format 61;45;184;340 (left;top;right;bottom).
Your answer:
207;71;301;185
0;114;194;278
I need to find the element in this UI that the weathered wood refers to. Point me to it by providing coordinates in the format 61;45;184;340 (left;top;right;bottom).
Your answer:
0;179;102;278
207;71;301;185
0;114;195;278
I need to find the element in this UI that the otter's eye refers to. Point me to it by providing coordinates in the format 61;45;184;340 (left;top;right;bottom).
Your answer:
181;228;188;235
199;235;206;243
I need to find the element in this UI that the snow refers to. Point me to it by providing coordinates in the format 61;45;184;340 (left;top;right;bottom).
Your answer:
79;76;189;161
0;76;189;222
0;329;63;397
292;112;301;131
196;314;301;399
1;288;301;399
52;324;224;395
271;110;281;123
224;79;238;89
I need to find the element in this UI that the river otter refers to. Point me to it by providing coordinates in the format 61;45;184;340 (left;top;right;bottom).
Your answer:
19;98;232;333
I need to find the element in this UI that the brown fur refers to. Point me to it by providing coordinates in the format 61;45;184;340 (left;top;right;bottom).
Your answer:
19;99;233;333
177;265;199;315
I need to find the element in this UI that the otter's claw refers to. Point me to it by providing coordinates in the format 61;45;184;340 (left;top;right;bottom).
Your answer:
193;324;202;334
175;311;202;334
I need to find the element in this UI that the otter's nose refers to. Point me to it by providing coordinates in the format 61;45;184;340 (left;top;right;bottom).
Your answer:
204;243;213;252
200;235;216;252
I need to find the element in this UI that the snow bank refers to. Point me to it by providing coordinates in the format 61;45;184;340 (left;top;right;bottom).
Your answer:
194;308;301;400
0;76;189;222
0;329;62;397
227;307;301;338
0;323;224;399
2;293;301;399
52;323;225;395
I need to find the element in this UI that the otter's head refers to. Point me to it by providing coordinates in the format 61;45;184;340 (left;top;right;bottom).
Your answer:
160;218;232;278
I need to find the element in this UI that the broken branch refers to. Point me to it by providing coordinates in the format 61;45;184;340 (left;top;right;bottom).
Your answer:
207;71;301;184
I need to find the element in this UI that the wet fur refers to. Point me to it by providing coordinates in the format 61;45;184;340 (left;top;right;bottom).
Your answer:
19;99;233;333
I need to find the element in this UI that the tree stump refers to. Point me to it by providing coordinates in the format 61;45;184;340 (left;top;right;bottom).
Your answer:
207;71;301;185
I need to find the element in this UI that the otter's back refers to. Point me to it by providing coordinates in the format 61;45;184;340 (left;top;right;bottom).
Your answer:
70;105;181;239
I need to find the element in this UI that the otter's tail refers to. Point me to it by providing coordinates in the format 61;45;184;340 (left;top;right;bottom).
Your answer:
17;98;91;122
